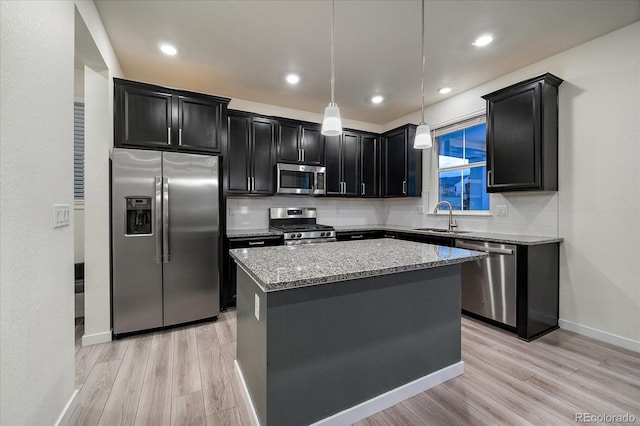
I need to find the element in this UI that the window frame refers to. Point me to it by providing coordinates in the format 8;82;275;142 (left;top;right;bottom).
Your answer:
428;111;491;216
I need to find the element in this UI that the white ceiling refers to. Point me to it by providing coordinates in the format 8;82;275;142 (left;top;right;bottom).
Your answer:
94;0;640;124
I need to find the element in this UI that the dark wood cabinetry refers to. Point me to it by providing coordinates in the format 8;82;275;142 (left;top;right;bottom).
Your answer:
276;119;324;165
360;134;380;197
336;230;385;241
381;125;422;197
483;73;563;192
385;231;455;247
222;235;283;309
227;111;275;195
324;131;360;196
114;78;229;154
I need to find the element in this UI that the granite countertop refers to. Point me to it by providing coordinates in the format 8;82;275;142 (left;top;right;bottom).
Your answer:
226;228;283;238
229;238;488;292
333;225;563;246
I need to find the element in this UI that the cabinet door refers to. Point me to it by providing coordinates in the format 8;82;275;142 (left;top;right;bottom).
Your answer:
383;129;407;196
277;120;300;163
487;82;541;191
361;135;378;197
342;132;360;196
251;117;275;194
324;135;342;195
115;82;173;149
300;125;324;165
227;114;251;193
177;96;223;153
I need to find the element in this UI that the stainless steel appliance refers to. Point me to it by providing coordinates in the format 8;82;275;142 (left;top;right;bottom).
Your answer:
111;148;220;336
269;207;336;244
276;163;326;195
455;239;517;328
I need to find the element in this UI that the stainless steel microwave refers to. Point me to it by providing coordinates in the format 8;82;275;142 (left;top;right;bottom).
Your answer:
276;163;326;195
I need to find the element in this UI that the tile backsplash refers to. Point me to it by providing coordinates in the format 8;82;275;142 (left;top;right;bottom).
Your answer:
226;192;559;237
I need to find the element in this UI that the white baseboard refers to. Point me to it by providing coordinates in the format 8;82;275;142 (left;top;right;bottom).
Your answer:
54;388;79;426
559;319;640;353
81;330;112;346
234;360;464;426
234;360;261;426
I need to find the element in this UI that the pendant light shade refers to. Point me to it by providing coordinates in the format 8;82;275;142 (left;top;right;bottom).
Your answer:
322;104;342;136
321;0;343;136
414;123;432;149
413;0;432;150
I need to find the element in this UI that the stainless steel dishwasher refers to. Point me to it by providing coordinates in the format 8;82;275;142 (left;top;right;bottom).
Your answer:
455;239;517;328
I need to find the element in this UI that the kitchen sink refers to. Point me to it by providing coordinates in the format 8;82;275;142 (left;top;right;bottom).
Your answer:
415;228;470;234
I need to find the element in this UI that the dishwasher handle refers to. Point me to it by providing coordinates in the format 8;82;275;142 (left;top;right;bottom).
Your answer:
456;241;514;255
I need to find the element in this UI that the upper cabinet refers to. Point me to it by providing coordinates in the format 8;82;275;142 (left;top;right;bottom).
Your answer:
114;78;229;154
360;134;380;198
227;111;275;195
381;125;422;197
276;119;324;165
483;73;563;192
324;131;361;196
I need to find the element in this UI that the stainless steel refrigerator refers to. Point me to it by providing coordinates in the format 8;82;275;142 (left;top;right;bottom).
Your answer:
111;148;220;336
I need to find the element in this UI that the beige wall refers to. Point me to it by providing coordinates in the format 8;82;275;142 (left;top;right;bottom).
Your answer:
0;1;76;424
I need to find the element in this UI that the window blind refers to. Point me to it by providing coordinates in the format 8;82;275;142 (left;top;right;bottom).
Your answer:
433;114;486;138
74;102;84;201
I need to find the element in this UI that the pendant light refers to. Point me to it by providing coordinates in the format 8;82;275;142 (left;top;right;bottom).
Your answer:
321;0;343;136
414;0;433;149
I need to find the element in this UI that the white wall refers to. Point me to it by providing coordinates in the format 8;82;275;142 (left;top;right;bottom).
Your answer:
0;1;76;424
74;0;123;346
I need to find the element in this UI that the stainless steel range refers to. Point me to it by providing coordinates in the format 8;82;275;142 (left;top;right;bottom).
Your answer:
269;207;336;245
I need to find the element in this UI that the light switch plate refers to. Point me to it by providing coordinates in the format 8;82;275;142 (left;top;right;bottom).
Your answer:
53;204;70;228
254;293;260;321
496;205;509;216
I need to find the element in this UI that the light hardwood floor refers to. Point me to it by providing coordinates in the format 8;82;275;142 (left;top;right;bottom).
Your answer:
70;312;639;425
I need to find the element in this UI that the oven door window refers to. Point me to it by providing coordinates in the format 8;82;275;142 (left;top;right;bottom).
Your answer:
280;170;314;191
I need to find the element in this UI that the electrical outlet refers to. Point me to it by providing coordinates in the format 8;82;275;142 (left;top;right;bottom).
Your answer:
496;205;509;216
53;204;70;228
254;293;260;321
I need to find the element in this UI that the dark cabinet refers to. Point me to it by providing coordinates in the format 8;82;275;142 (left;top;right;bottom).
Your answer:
114;78;229;154
227;111;275;195
381;125;422;197
223;235;283;309
360;134;379;197
390;231;455;247
276;119;324;165
324;131;360;196
483;73;563;192
336;230;385;241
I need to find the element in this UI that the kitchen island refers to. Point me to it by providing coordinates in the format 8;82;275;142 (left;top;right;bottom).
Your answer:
230;238;487;426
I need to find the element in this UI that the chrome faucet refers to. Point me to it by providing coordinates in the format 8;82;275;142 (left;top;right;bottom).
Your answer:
433;201;457;232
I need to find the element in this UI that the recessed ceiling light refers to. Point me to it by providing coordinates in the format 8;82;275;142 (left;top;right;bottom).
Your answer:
438;87;452;94
472;35;493;47
371;95;384;104
160;44;177;56
286;74;300;85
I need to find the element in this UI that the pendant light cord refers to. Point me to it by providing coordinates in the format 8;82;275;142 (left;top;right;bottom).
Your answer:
420;0;425;124
331;0;336;106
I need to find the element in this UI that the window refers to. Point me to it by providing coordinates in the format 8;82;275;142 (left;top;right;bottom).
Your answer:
435;116;489;212
74;102;84;201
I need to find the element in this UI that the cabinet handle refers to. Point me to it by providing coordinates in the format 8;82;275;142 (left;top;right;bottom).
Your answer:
179;128;182;146
402;180;407;195
247;177;251;191
167;127;171;145
248;241;265;246
302;149;305;162
251;177;255;191
488;170;493;185
361;183;365;196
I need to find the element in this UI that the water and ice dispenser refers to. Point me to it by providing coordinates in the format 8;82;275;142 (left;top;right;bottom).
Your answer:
125;197;152;235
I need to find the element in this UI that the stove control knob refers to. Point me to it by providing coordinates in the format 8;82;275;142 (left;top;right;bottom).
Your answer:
296;233;302;238
320;232;326;237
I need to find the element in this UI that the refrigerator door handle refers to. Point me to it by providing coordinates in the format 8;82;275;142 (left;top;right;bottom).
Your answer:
155;176;163;263
162;177;170;263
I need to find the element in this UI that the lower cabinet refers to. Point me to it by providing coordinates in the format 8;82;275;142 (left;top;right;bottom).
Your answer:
384;231;455;247
222;235;283;309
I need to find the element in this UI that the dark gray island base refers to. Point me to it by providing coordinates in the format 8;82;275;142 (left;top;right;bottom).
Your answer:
230;239;487;426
